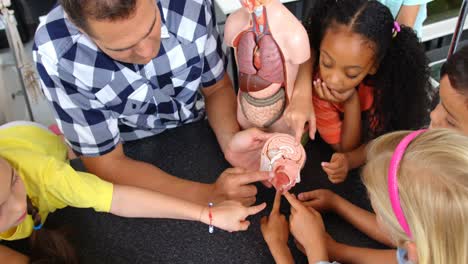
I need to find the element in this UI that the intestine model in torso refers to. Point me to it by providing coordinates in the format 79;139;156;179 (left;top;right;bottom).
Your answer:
260;133;306;191
224;0;310;133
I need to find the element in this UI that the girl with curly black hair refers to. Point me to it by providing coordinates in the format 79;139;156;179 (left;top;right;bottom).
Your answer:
304;0;432;183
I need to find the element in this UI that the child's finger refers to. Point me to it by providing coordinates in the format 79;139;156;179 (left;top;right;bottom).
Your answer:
262;179;273;188
318;82;328;99
271;191;282;215
238;171;271;185
239;197;256;206
321;161;340;170
302;200;321;208
298;190;320;201
254;129;274;142
239;220;251;231
321;82;334;100
308;116;317;140
248;202;267;216
329;172;343;180
290;206;297;215
322;166;336;177
228;167;247;174
294;124;305;143
283;191;302;209
306;205;320;215
314;80;324;98
330;153;343;163
329;177;344;184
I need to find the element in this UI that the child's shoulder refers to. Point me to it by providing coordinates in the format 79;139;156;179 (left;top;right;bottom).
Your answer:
0;122;67;159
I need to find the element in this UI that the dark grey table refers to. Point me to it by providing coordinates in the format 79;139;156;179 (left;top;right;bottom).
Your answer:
3;120;385;263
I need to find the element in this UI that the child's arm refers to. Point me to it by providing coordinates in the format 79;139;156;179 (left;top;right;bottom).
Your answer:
260;191;295;264
268;244;294;264
284;192;329;264
0;245;29;264
298;189;395;247
110;184;266;232
284;58;316;142
313;80;361;152
48;159;265;232
327;237;397;264
321;144;367;184
336;90;361;152
396;5;420;29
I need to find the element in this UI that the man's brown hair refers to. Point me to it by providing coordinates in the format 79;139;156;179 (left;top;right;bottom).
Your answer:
59;0;138;35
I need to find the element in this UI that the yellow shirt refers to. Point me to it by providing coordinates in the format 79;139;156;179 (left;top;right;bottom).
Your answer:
0;124;113;241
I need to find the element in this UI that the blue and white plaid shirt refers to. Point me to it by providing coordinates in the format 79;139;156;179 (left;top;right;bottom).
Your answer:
33;0;226;156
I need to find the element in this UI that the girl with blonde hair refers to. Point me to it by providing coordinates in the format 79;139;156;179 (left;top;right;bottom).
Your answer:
359;129;468;263
327;129;468;263
262;129;468;263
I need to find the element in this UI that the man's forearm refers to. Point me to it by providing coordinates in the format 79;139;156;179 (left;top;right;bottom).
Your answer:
204;74;240;152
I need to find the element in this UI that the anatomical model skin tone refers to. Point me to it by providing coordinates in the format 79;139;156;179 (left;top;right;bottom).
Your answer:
260;133;306;191
224;0;310;134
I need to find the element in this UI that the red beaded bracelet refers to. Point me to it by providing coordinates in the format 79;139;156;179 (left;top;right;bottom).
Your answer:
208;202;214;233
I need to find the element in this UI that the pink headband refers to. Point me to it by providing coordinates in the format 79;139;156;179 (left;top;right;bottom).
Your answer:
392;21;401;38
388;129;426;239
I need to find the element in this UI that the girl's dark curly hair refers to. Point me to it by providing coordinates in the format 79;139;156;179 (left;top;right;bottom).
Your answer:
305;0;432;139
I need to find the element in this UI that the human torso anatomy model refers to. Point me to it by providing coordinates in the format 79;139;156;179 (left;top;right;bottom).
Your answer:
224;0;310;133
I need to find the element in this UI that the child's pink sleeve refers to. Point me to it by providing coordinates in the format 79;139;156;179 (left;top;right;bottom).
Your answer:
313;96;342;145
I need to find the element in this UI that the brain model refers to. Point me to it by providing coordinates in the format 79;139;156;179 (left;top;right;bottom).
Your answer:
260;133;306;191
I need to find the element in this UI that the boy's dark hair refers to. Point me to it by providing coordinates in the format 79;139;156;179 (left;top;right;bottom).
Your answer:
27;197;78;263
305;0;431;139
59;0;137;35
441;45;468;95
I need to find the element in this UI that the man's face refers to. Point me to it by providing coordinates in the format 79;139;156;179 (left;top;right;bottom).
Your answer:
86;0;162;65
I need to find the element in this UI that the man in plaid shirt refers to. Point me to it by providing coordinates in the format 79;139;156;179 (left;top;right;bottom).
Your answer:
33;0;271;205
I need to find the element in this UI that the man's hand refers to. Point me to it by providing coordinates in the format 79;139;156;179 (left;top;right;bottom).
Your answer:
321;153;350;184
213;167;271;206
224;128;274;172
